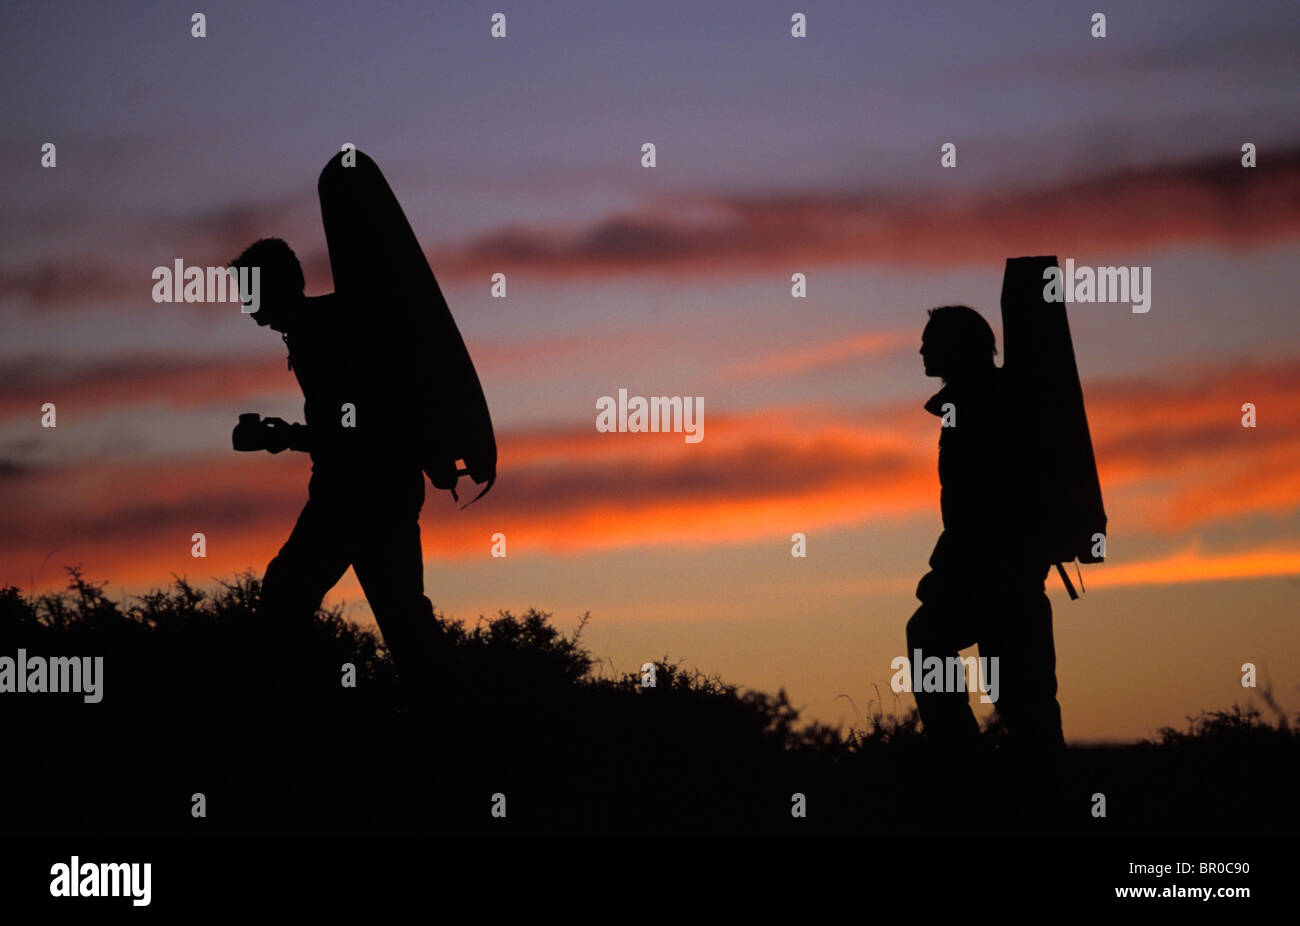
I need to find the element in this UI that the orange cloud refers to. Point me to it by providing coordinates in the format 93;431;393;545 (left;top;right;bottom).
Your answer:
2;357;1297;595
0;411;929;591
1086;543;1300;589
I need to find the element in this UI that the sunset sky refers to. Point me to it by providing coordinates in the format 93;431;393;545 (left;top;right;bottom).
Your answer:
1;0;1297;741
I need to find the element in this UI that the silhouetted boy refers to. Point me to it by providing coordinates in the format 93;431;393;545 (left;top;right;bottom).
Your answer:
230;237;439;697
907;306;1066;768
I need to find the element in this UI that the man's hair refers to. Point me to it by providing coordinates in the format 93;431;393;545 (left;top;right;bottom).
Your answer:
925;304;997;361
229;237;305;305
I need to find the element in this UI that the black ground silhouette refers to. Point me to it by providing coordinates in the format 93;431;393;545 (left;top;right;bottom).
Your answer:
2;568;1296;837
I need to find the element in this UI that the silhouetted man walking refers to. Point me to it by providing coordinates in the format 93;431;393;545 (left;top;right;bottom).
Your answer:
230;237;438;696
906;305;1066;767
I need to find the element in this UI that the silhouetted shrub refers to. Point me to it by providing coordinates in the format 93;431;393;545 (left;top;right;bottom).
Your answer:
1;568;1295;836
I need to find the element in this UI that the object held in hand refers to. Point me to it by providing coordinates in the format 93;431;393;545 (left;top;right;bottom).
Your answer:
232;413;265;451
260;417;292;454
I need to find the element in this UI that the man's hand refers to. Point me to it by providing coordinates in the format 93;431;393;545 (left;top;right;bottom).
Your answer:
232;414;309;453
261;417;293;454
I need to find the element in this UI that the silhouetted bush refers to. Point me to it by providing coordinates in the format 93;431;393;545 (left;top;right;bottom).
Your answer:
1;568;1295;836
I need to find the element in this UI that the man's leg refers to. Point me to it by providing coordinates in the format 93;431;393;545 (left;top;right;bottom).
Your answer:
259;491;352;698
980;588;1065;753
906;576;981;743
978;586;1068;824
904;579;986;822
349;470;440;698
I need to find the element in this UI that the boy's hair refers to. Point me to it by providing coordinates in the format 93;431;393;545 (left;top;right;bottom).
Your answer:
229;237;305;305
925;304;998;361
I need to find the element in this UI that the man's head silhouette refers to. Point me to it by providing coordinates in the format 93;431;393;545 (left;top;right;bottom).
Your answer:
920;305;997;382
230;237;305;331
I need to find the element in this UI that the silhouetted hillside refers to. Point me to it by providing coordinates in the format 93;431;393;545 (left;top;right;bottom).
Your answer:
1;569;1295;836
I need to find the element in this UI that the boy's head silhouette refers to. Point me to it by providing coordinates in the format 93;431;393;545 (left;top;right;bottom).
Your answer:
230;237;305;331
920;304;997;382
